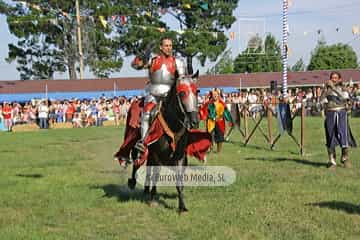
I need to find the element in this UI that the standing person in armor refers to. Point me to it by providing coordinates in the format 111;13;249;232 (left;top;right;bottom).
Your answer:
131;36;187;157
321;71;357;169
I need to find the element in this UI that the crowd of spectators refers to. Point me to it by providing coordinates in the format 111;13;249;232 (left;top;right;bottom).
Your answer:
0;96;132;131
220;84;360;117
1;84;360;132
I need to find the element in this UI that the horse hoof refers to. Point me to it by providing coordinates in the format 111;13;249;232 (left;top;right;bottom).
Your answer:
178;208;189;214
127;178;136;190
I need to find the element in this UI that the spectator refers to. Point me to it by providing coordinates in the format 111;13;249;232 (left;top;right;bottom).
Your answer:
72;112;83;128
3;102;13;131
0;105;6;131
38;100;49;129
66;101;75;122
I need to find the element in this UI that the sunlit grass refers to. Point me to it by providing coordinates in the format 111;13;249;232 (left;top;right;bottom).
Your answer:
0;117;359;240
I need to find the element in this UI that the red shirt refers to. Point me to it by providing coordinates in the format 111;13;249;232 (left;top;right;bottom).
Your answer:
3;106;12;119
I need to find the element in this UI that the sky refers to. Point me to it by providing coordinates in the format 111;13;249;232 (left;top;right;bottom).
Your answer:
0;0;359;80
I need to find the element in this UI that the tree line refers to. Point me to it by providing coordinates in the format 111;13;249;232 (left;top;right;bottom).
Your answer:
207;34;359;74
0;0;238;80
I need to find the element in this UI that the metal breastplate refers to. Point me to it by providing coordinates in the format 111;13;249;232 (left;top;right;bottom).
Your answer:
326;86;348;109
147;55;176;97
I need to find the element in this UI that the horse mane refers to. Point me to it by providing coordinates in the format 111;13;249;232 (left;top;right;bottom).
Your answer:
162;82;184;132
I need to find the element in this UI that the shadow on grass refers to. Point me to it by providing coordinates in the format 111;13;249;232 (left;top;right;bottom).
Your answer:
227;141;272;151
91;184;178;209
244;157;328;168
99;170;120;174
307;201;360;215
16;173;43;178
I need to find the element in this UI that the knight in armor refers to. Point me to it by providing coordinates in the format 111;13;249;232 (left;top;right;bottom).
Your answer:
131;36;187;158
320;71;357;169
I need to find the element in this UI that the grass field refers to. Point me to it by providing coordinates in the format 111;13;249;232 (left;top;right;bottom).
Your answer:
0;117;359;240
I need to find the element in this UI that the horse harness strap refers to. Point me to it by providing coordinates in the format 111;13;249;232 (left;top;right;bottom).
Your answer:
157;112;185;151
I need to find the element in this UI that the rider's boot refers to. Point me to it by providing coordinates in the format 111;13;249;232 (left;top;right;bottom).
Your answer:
135;111;151;154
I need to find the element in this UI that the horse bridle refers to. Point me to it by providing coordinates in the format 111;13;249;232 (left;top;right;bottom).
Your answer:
176;94;191;130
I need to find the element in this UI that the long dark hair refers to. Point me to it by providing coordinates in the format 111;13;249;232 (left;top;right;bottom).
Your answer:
329;71;341;80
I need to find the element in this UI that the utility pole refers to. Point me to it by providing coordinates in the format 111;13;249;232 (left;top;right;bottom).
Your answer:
76;0;84;79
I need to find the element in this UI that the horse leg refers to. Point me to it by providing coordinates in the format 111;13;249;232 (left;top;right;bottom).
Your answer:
144;161;151;194
127;163;139;190
149;165;160;206
176;156;188;213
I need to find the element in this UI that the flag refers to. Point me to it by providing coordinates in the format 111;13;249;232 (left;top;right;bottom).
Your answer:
29;3;41;11
183;4;191;9
200;3;209;11
277;103;292;135
288;0;293;7
352;25;360;35
120;15;127;25
99;16;107;28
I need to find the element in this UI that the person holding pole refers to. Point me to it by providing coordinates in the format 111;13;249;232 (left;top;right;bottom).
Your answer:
321;71;357;169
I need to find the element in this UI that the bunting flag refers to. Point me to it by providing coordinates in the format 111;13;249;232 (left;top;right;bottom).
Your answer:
120;15;127;25
277;103;293;135
29;3;42;11
352;25;360;35
287;0;293;7
183;4;191;9
99;16;107;28
200;2;209;11
61;11;69;18
286;45;292;56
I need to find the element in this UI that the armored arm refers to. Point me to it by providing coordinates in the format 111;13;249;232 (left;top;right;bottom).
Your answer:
131;41;157;70
131;57;148;70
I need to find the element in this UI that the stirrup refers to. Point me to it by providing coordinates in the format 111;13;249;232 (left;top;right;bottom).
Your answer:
114;156;133;168
135;140;146;153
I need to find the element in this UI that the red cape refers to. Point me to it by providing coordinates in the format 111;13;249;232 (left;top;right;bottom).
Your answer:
114;99;212;167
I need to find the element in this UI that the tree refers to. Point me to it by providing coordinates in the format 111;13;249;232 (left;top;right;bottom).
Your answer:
307;43;358;71
1;0;239;79
233;34;282;73
290;58;305;72
0;0;122;79
206;49;234;74
113;0;239;74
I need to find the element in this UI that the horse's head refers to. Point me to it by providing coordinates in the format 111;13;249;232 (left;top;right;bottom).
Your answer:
176;71;200;129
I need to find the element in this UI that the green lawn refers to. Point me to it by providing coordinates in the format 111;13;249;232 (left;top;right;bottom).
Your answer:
0;117;359;240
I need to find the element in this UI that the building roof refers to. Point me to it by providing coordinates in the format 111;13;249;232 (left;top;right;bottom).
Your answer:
0;69;359;97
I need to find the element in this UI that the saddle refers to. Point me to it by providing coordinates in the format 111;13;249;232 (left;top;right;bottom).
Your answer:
114;98;212;167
